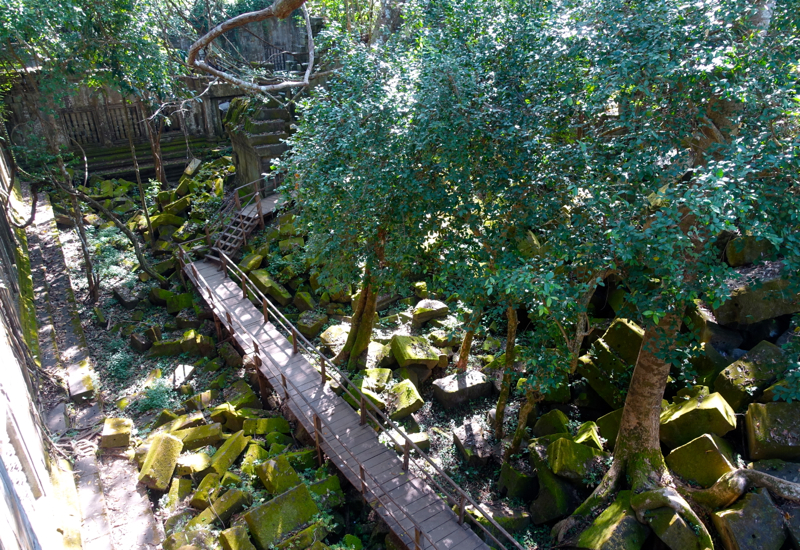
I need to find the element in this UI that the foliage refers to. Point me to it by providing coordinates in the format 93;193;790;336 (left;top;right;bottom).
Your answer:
133;379;177;412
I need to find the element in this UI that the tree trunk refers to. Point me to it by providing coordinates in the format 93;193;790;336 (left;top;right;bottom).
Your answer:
456;304;483;371
334;269;376;368
124;97;154;247
493;306;518;440
139;99;166;185
60;156;99;303
346;285;377;371
505;384;539;459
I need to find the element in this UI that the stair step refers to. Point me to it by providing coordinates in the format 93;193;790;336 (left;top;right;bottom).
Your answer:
246;132;290;147
254;143;288;158
243;119;286;134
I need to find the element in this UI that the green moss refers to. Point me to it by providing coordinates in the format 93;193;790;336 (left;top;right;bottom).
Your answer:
11;191;40;365
244;484;320;550
138;433;184;491
255;454;301;494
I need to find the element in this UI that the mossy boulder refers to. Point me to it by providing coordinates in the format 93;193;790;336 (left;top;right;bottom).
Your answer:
645;507;707;550
166;293;193;315
149;212;185;230
576;339;630;408
243;417;290;435
285;448;317;471
201;430;251;478
100;417;133;448
666;434;736;487
173;422;223;450
715;340;788;411
343;386;386;411
659;391;737;448
546;438;609;486
413;281;428;298
726;235;778;267
308;475;346;508
498;462;538;501
431;371;492;408
244;484;319;550
428;329;463;348
276;522;328;550
411;299;449;326
463;503;531;538
190;473;221;510
573;421;603;450
138;433;183;491
226;380;260;409
531;409;570;438
320;324;349;354
713;261;800;326
241;443;270;476
746;402;800;460
357;368;392;393
180;329;215;357
239;254;263;274
390;335;439;368
528;450;581;524
388;379;424;420
293;291;316;312
175;452;212;476
250;269;292;307
297;311;328;339
187;488;253;530
711;488;786;550
219;342;244;368
163;196;192;216
165;477;192;510
255;454;301;494
219;525;257;550
278;237;304;254
596;409;623;451
150;288;176;306
576;491;650;550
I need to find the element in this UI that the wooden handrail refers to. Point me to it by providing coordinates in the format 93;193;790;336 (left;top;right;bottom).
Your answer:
210;250;524;550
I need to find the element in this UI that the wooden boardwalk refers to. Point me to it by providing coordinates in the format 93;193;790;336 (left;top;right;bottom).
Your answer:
240;194;285;219
185;259;490;550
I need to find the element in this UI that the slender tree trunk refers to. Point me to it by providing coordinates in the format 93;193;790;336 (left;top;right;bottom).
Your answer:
123;97;155;247
456;304;483;372
493;306;518;440
139;99;166;185
347;284;377;371
505;384;540;459
334;269;375;367
59;155;99;302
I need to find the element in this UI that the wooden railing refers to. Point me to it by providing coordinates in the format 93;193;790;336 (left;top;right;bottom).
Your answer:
175;246;525;550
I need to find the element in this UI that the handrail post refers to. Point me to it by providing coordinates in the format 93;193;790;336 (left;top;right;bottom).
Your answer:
241;275;247;299
221;254;227;276
205;226;211;246
458;494;466;525
314;414;323;466
414;528;421;550
291;329;298;354
320;356;326;380
256;195;264;229
234;192;241;210
281;373;288;399
360;465;366;496
403;439;410;472
360;396;366;426
214;317;222;339
262;298;269;323
257;367;270;409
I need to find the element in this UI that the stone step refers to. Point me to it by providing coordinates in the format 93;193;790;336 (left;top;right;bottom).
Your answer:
246;132;290;147
244;119;286;134
254;108;291;121
254;143;289;159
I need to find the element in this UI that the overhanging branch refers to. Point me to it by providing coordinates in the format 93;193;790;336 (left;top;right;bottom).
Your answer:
186;0;318;95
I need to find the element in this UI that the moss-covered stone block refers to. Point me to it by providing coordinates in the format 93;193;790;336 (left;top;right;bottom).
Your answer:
250;269;292;307
276;522;328;550
413;281;428;298
244;484;319;550
576;491;649;550
573;421;603;450
220;525;257;550
546;438;609;485
645;507;706;550
431;371;492;408
308;475;345;507
343;386;386;411
201;430;251;478
147;339;184;357
227;380;260;409
576;340;630;408
180;329;215;357
150;288;175;306
464;503;531;538
175;452;212;476
241;443;270;476
531;409;570;438
715;340;788;412
726;235;779;267
182;390;219;412
390;335;439;368
388;379;424;420
601;318;645;366
221;471;242;487
411;299;449;326
264;432;293;447
285;449;316;472
660;392;737;448
190;473;221;510
498;462;538;501
596;408;623;451
165;477;193;510
711;488;786;550
297;311;328;339
219;342;244;369
163;196;192;216
713;263;800;326
100;417;133;448
166;293;194;315
529;449;580;524
278;237;304;254
746;402;800;460
150;212;185;230
173;422;223;450
255;454;300;494
138;433;183;491
666;434;736;487
243;417;290;435
293;291;316;312
186;489;253;530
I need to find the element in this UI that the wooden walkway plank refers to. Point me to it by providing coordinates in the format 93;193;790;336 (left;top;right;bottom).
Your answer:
183;259;491;550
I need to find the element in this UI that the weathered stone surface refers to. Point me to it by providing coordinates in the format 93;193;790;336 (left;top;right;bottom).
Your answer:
166;293;193;315
239;254;263;274
645;507;706;550
113;285;141;310
528;449;581;524
573;421;603;450
660;392;737;448
577;339;631;409
602;318;645;365
138;433;183;491
453;422;497;468
175;452;212;476
190;473;221;510
427;329;463;348
685;301;744;352
390;335;440;368
546;438;609;486
219;525;257;550
749;458;800;483
173;422;223;450
714;262;800;326
148;339;183;357
498;462;537;501
244;484;319;550
413;281;428;298
726;235;778;267
226;380;260;409
432;371;492;409
387;430;430;454
666;434;736;487
100;417;133;448
250;269;292;307
201;430;251;477
130;332;152;352
464;503;531;538
219;342;244;369
343;386;386;411
293;291;316;312
255;454;300;494
715;341;788;411
243;417;290;435
388;379;424;420
531;409;570;438
746;402;800;460
412;299;449;326
712;488;786;550
577;491;650;550
297;311;328;339
308;475;346;508
165;477;192;510
186;489;252;530
319;324;349;354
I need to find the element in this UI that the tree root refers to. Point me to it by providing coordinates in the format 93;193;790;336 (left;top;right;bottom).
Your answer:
681;468;800;509
630;487;713;550
551;459;624;542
